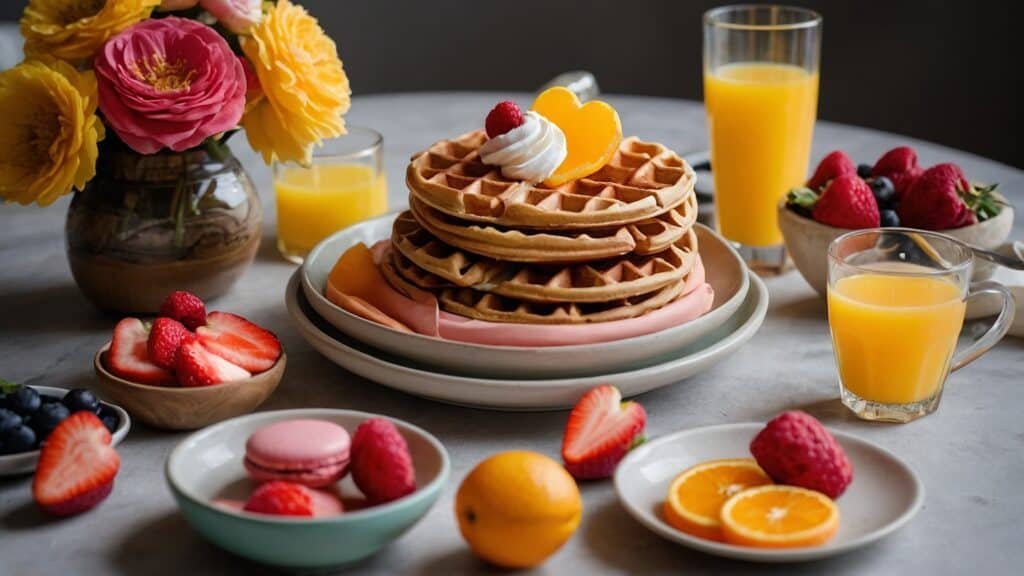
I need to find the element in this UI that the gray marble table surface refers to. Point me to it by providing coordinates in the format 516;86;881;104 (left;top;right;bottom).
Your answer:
1;92;1022;576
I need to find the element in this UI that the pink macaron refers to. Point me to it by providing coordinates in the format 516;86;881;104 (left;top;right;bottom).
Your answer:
244;419;351;488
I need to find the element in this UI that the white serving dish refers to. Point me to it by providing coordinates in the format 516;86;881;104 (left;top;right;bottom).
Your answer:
286;269;767;411
614;423;924;563
0;386;131;476
300;213;749;378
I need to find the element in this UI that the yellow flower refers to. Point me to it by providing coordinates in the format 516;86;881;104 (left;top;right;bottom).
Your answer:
21;0;160;64
0;60;105;206
240;0;351;165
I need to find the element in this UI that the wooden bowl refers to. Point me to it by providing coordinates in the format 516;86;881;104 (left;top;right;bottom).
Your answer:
93;344;286;431
778;196;1015;296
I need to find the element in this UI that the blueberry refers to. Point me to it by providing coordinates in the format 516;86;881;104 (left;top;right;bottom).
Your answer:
101;415;119;434
63;388;101;415
0;409;22;434
870;176;896;208
30;402;70;439
0;425;37;454
880;209;900;227
857;163;873;179
6;386;41;416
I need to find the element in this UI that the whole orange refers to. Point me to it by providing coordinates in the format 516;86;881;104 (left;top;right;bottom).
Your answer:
455;450;582;568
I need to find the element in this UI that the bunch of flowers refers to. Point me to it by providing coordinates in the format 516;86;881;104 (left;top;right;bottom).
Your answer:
1;0;351;206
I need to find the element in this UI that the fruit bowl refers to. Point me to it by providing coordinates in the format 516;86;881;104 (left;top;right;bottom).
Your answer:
93;344;286;431
778;197;1015;296
0;386;131;477
165;409;449;570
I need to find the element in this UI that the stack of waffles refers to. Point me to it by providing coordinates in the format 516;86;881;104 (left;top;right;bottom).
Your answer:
383;130;700;325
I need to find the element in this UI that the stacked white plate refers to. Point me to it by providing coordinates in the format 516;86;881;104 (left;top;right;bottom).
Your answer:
288;214;768;410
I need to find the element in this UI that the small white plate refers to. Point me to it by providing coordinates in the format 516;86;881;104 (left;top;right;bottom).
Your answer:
0;386;131;476
286;270;768;411
614;423;924;563
300;213;749;379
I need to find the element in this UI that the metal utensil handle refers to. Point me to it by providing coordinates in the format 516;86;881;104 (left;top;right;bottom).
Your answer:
952;281;1016;371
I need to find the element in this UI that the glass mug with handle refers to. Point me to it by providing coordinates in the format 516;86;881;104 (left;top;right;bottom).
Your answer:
827;228;1015;423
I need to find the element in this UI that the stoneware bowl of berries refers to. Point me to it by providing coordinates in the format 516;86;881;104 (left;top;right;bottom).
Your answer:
165;409;450;570
779;146;1014;296
93;291;286;431
0;383;130;476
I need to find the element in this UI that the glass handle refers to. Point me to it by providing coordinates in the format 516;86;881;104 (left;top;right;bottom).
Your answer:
952;281;1016;371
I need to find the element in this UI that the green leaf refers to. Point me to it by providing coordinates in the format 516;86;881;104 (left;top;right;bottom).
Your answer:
787;187;819;210
0;378;20;394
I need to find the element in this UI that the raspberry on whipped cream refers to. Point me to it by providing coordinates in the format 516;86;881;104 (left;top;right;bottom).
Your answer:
480;111;567;184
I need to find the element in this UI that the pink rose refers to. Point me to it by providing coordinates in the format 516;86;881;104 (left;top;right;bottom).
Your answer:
95;17;246;154
159;0;199;10
200;0;262;33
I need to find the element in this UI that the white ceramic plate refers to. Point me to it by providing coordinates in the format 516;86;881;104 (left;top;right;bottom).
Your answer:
300;213;749;378
614;423;924;563
0;386;131;476
286;269;768;411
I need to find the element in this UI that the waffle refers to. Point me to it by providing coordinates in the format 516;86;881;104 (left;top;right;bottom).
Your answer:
437;278;688;324
390;210;699;303
406;131;696;229
409;192;698;263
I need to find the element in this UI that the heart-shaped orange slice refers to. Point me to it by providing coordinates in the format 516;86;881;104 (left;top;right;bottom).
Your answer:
532;87;622;187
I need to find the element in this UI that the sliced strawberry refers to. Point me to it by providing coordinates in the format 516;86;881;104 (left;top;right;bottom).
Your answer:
33;412;120;516
196;311;281;373
147;317;190;371
106;318;175;386
176;335;251;387
561;385;646;480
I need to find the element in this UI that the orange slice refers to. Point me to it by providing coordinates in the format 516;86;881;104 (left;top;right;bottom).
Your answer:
720;485;839;549
532;86;621;188
663;459;773;541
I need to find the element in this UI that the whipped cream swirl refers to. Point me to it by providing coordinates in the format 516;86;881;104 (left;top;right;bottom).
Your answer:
480;111;567;183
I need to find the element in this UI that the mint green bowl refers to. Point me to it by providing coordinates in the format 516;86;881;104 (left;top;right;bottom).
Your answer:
165;409;449;570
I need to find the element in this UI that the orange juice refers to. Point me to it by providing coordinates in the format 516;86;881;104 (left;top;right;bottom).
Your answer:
828;273;966;404
274;163;387;256
704;63;819;246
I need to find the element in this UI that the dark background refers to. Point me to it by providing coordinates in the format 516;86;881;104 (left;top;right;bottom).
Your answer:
3;1;1019;167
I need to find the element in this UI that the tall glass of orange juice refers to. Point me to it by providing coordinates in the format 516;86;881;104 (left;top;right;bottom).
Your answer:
704;5;821;272
273;127;387;263
828;229;1014;423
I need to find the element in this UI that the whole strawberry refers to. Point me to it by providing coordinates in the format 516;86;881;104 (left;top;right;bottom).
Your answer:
350;418;416;504
898;163;977;230
871;146;922;197
810;174;880;229
750;411;853;499
159;291;207;331
147;317;189;371
806;150;856;190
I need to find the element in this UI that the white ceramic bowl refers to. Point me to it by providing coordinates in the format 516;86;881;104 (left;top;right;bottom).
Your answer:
287;270;768;411
165;409;450;570
614;423;924;563
301;213;749;378
778;198;1015;296
0;386;130;476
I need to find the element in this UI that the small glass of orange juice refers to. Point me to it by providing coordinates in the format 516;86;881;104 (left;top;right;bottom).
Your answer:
828;229;1015;423
703;5;821;273
273;127;387;263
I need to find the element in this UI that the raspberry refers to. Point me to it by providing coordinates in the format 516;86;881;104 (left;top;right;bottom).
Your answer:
485;100;525;138
243;481;314;516
158;291;207;330
350;418;416;504
749;411;853;499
